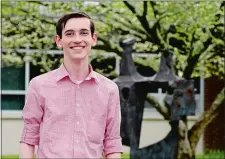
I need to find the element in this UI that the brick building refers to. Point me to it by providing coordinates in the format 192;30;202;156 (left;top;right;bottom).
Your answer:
204;76;224;151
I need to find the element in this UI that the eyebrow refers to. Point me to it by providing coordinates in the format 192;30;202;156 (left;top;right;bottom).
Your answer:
64;29;90;34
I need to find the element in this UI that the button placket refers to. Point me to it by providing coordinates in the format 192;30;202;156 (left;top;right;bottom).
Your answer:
73;84;85;156
73;131;80;151
74;133;80;144
75;84;82;114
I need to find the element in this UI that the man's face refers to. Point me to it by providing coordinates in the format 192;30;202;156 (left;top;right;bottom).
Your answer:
55;18;97;61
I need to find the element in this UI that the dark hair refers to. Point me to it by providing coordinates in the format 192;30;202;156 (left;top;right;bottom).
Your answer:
56;11;95;38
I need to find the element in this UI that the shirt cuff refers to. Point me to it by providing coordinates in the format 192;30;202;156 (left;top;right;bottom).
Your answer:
20;128;39;146
104;138;123;156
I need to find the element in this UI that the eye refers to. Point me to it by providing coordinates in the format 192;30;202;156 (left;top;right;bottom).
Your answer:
65;32;73;36
81;32;89;35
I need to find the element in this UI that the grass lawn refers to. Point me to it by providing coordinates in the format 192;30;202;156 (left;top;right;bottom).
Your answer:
1;152;224;159
1;156;18;159
1;154;130;159
196;152;224;159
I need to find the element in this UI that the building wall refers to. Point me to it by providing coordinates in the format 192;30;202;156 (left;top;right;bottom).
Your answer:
2;111;203;155
204;76;224;151
1;51;204;155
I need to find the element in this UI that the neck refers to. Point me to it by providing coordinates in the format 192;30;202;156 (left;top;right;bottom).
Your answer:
63;56;89;82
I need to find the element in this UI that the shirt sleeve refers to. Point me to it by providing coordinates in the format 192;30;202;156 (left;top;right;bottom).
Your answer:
20;78;44;146
103;84;123;156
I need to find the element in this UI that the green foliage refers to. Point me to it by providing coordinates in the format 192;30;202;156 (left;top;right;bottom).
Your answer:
2;51;24;67
90;54;118;79
133;56;160;72
2;1;224;79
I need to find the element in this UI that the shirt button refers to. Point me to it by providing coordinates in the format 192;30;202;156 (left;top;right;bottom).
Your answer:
77;103;80;107
77;121;80;125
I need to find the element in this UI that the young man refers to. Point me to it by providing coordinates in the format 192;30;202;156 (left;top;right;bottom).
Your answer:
19;12;123;158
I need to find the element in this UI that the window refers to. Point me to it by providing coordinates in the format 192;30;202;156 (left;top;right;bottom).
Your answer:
1;49;204;118
1;49;63;110
2;65;26;110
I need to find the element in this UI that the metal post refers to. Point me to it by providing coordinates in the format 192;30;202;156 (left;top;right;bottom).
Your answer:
25;44;30;90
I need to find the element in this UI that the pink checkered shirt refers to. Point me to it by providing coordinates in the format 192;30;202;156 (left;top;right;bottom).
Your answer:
20;64;123;158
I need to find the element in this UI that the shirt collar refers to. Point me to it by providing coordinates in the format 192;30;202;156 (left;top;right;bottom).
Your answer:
56;63;99;84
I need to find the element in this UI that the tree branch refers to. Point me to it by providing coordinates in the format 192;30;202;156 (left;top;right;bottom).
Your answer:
188;88;224;151
149;1;158;17
124;1;152;38
146;93;170;120
188;30;197;55
148;2;164;46
95;36;121;55
100;2;146;35
29;1;49;6
198;44;216;62
183;42;215;79
143;1;148;17
108;17;147;40
183;43;217;79
123;1;136;14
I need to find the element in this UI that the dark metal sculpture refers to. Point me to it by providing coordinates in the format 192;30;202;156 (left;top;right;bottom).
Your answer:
116;38;150;82
130;80;196;159
169;80;196;121
114;38;150;148
151;49;179;82
114;38;197;159
130;120;180;159
147;49;182;97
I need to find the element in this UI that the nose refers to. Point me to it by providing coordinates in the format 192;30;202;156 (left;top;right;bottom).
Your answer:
73;35;82;43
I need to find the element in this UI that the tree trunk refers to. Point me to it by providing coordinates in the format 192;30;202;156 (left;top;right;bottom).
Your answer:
177;117;194;159
188;88;224;151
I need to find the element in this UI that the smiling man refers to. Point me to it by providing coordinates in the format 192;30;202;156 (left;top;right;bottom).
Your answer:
19;12;123;159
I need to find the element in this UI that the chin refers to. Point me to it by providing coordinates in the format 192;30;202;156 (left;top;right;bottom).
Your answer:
64;50;89;61
71;55;87;61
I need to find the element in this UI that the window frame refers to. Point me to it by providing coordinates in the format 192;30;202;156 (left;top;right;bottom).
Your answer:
1;48;204;118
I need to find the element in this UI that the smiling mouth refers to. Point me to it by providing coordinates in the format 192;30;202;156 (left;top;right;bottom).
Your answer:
70;46;85;50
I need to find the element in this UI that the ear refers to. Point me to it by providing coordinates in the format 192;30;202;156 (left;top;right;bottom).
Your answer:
55;35;63;49
91;33;98;47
